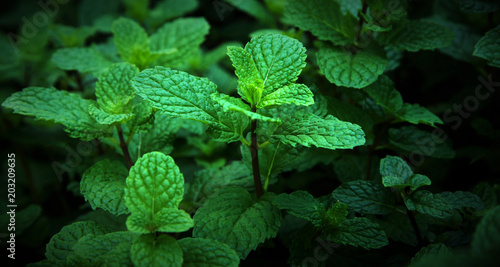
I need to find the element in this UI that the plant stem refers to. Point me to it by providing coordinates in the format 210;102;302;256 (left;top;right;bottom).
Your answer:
117;125;133;170
404;203;424;247
355;0;368;45
250;107;264;198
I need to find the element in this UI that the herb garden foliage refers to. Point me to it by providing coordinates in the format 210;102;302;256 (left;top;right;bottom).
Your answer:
1;0;499;266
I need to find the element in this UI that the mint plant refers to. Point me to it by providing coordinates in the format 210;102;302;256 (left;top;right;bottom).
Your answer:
1;0;499;266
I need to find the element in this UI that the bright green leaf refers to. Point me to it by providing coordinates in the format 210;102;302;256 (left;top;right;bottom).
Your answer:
112;17;152;66
473;25;500;68
51;47;113;75
257;84;314;109
284;0;357;45
272;113;365;150
193;187;281;259
332;180;396;215
80;159;129;216
179;238;240;267
227;45;264;106
273;190;326;227
1;87;112;140
211;93;281;123
95;62;139;114
131;234;183;267
126;209;193;234
88;103;133;125
317;46;389;89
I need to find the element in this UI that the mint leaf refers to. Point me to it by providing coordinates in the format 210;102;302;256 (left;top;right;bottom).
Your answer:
380;155;413;189
410;243;452;267
331;217;389;249
179;238;240;267
317;46;388;89
405;190;453;218
380;20;454;52
363;75;403;113
51;47;113;75
245;34;307;95
193;187;281;259
332;180;396;215
223;0;274;25
80;159;129;216
273;191;326;227
473;25;500;68
257;84;314;109
88;103;133;125
211;93;281;123
124;152;192;233
472;206;500;257
396;103;443;127
389;126;456;159
45;221;111;264
272;113;365;150
132;67;248;142
227;45;263;106
284;0;357;45
323;202;348;230
1;87;112;140
410;174;432;192
112;17;152;67
131;234;183;267
95;62;139;114
458;0;500;13
437;191;484;211
150;17;210;66
147;0;199;27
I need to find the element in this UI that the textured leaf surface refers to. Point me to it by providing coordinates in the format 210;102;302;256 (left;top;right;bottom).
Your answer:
211;93;280;123
473;25;500;68
227;45;263;106
332;217;389;249
272;113;365;150
245;34;307;94
363;75;403;112
380;20;454;52
257;84;314;108
95;62;139;114
88;103;133;125
1;87;112;140
150;17;209;66
193;187;281;259
380;155;414;189
80;159;129;216
405;190;453;218
179;238;240;267
332;180;395;215
410;243;452;267
51;47;112;75
112;17;151;65
131;234;183;267
273;191;325;227
323;202;348;230
317;46;388;88
410;174;432;192
132;67;248;142
472;206;500;257
389;126;456;159
437;191;484;210
126;209;193;233
284;0;357;45
45;221;110;263
396;103;443;127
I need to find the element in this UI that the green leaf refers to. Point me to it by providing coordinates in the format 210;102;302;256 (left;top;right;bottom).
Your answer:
227;45;264;106
389;126;456;159
405;190;453;218
380;155;413;189
437;191;484;211
245;34;307;95
410;243;452;267
95;62;139;114
179;238;240;267
380;20;454;52
473;25;500;68
51;47;113;75
112;17;152;66
396;103;443;127
127;209;193;234
88;103;133;125
193;187;281;259
273;191;326;227
1;87;112;140
211;93;281;123
72;231;138;266
317;46;389;89
363;75;403;112
472;206;500;257
80;159;129;216
332;180;396;215
458;0;500;13
223;0;274;25
272;113;365;150
410;174;432;192
284;0;358;45
150;17;210;66
147;0;199;27
331;217;389;249
257;84;314;108
131;234;183;267
132;67;248;142
323;202;348;230
45;221;111;264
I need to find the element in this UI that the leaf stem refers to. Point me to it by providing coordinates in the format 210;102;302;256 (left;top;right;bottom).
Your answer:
404;200;424;247
251;107;264;198
117;125;133;170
